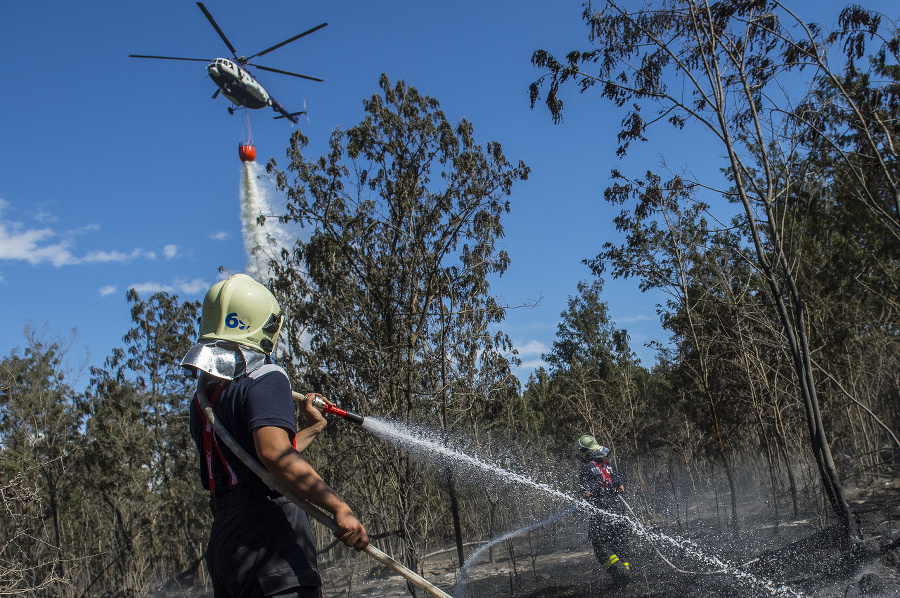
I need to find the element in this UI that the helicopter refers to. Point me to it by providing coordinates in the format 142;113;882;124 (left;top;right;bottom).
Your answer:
130;2;325;124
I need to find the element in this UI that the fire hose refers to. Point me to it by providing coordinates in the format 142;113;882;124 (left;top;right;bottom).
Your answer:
284;391;762;581
616;494;759;575
196;378;452;598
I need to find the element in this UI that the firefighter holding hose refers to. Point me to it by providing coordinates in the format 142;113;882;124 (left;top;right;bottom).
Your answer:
574;434;631;589
181;274;368;598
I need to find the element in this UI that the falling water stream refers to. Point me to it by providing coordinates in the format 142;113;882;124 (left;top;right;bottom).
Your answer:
361;416;808;598
240;161;288;284
450;505;578;598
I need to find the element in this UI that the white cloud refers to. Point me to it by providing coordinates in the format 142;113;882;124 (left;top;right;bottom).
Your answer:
34;208;58;224
163;244;178;259
129;282;173;295
615;314;654;324
23;241;76;266
509;339;549;376
129;278;210;296
210;231;230;241
0;200;156;267
518;357;548;371
516;339;548;358
72;224;101;235
99;285;117;297
82;248;156;263
178;278;210;294
0;204;66;264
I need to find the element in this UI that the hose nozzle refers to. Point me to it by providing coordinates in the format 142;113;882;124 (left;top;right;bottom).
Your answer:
311;396;365;426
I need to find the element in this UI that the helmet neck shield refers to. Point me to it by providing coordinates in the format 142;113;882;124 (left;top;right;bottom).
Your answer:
591;446;611;461
180;339;267;380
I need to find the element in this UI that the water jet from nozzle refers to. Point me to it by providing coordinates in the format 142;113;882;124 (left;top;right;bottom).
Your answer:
311;396;365;425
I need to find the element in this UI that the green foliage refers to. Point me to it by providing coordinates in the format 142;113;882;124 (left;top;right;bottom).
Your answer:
530;0;900;534
268;74;529;418
268;73;530;570
70;290;202;595
6;7;900;590
0;328;84;595
81;290;203;594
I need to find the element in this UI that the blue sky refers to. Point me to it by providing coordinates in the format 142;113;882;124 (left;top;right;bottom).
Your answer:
2;0;890;388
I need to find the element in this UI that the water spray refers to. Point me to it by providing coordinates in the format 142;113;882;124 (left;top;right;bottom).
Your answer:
451;504;578;598
277;395;799;596
197;379;451;598
362;416;808;598
615;494;761;576
240;159;289;285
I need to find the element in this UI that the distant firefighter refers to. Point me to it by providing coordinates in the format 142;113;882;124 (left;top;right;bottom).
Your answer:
573;434;632;589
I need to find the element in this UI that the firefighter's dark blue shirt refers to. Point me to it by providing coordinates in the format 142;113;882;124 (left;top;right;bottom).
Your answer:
579;458;624;507
189;364;321;594
190;364;296;495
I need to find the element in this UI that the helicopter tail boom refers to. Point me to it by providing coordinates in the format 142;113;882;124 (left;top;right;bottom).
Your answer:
271;99;299;124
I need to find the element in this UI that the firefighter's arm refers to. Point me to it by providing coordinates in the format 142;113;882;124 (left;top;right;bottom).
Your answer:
253;425;369;551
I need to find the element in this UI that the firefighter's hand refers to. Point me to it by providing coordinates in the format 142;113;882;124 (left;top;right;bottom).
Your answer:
334;508;369;551
583;491;591;499
301;393;329;429
616;485;625;494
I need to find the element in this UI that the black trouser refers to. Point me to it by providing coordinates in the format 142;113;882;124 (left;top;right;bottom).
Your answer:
248;584;322;598
588;499;630;576
208;486;322;598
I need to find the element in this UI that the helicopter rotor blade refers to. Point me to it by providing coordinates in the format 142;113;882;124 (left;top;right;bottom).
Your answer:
249;63;324;82
129;54;212;62
246;22;327;61
196;2;238;58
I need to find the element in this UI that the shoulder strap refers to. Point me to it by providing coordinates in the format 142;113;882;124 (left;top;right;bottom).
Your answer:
248;363;287;380
194;383;239;493
590;460;613;491
245;364;296;449
599;461;613;489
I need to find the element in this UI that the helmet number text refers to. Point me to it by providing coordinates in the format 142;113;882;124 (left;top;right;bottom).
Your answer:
225;312;249;330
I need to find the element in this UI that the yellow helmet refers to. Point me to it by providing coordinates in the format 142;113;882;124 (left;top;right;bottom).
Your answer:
573;434;600;460
199;274;283;354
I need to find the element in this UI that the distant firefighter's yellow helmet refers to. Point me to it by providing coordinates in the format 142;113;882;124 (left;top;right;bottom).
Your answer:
199;274;283;354
573;434;601;460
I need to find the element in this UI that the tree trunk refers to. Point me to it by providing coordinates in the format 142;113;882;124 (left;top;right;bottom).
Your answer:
445;464;465;569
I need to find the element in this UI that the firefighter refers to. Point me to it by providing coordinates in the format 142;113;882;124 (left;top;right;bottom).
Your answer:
181;274;368;598
574;434;631;588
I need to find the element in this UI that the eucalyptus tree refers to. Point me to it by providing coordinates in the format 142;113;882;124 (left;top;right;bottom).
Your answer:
588;173;749;525
268;74;529;578
774;151;900;478
796;23;900;472
797;7;900;242
81;290;202;594
528;0;898;537
0;328;83;595
543;279;638;447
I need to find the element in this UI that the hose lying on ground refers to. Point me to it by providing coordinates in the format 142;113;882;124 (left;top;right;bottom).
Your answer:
616;494;759;575
196;376;452;598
